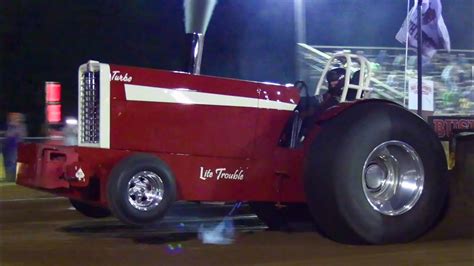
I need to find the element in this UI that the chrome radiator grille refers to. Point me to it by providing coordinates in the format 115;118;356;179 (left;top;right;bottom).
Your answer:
80;70;100;144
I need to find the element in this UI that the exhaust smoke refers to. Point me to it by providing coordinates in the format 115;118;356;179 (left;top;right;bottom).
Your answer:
183;0;217;74
184;0;217;34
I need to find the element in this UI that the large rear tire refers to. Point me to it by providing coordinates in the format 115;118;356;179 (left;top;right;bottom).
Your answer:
304;101;448;244
249;202;314;231
107;153;177;226
70;199;111;218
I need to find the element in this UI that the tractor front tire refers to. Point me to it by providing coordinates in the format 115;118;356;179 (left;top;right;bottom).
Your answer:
107;153;177;226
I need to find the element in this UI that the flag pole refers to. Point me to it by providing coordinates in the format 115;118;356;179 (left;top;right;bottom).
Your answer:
417;0;423;116
403;0;411;108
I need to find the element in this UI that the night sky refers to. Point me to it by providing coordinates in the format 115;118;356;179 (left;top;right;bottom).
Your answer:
1;0;473;134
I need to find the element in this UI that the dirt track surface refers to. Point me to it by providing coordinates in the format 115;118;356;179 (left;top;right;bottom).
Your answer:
0;183;472;266
0;138;472;265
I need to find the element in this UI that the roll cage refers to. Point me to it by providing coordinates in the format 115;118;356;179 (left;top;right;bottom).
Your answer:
315;52;372;102
282;53;373;148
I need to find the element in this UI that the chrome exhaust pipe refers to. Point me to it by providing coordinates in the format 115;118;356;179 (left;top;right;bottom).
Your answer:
185;32;205;74
183;0;217;74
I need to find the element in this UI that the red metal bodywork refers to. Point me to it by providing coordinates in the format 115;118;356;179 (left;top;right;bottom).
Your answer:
17;64;352;208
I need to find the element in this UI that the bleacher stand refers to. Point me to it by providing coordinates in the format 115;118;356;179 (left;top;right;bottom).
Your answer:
298;45;474;115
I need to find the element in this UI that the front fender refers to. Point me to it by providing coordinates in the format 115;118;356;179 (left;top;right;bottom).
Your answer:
316;99;404;123
302;99;405;148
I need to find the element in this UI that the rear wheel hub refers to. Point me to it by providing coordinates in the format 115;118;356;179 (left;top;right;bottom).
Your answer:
362;141;424;216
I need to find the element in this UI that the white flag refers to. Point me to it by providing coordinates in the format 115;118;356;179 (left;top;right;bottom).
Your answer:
396;0;451;60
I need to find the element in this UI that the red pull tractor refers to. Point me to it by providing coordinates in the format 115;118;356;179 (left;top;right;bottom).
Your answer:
16;52;447;244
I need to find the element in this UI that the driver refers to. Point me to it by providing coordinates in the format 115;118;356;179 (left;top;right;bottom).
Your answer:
296;67;346;118
324;67;346;100
281;68;347;146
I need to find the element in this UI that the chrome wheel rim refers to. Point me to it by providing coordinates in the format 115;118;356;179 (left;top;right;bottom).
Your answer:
127;171;164;211
362;141;424;216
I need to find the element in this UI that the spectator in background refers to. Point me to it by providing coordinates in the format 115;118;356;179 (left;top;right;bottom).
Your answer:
2;113;27;182
392;54;405;71
441;54;460;91
375;50;388;71
440;54;463;112
62;117;78;146
386;70;400;88
456;53;469;86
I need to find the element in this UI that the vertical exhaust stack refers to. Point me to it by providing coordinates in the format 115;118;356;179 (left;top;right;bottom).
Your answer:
184;33;205;75
183;0;217;74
